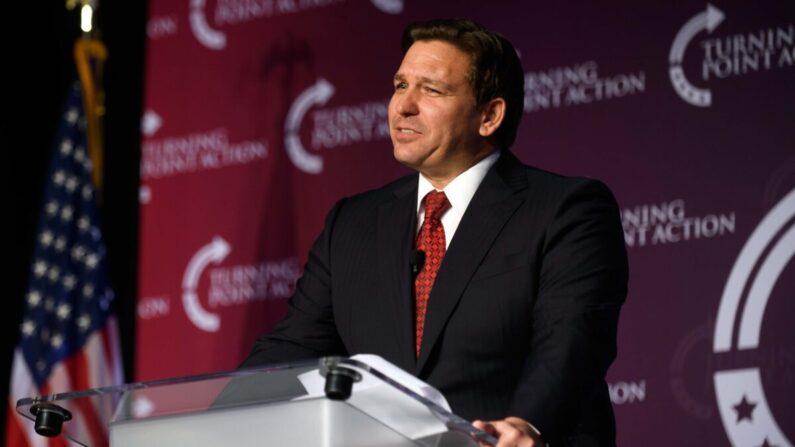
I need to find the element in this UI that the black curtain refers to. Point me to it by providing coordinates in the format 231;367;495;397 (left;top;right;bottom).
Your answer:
3;0;145;435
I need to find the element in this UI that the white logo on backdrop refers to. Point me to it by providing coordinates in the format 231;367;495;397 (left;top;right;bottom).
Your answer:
180;238;300;332
137;296;170;319
182;237;231;332
524;61;645;113
139;185;152;204
285;78;335;174
189;0;227;50
139;109;162;204
132;396;156;418
669;4;724;107
713;189;795;447
207;258;300;306
191;0;344;49
141;110;163;137
141;128;269;179
147;16;178;39
371;0;403;14
285;78;390;174
621;199;735;248
608;380;646;405
670;4;794;107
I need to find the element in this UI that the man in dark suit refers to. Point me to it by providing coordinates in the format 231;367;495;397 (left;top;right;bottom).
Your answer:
242;19;628;447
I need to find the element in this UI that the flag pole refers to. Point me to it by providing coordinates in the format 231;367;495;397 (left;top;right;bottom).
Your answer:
72;0;107;193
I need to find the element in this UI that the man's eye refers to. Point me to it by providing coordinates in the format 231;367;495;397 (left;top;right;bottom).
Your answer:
424;86;441;94
394;82;407;90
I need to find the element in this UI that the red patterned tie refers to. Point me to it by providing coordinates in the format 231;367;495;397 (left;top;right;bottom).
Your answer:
414;190;450;356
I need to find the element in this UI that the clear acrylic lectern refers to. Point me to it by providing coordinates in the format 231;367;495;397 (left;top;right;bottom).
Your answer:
16;356;497;446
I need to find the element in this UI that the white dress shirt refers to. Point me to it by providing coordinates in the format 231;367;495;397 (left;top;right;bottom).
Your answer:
416;150;501;248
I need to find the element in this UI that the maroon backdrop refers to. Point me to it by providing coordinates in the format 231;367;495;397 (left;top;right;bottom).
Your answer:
136;1;795;444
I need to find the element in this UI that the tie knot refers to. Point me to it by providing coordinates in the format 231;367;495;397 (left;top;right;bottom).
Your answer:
423;191;450;220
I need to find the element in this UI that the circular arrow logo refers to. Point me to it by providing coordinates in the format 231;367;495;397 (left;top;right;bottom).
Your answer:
669;4;724;107
713;188;795;446
371;0;403;14
189;0;227;50
182;236;231;332
284;78;335;174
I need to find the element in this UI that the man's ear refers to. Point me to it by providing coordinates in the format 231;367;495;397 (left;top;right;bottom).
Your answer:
478;97;506;138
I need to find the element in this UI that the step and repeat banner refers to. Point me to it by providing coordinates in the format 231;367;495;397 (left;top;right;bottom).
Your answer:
137;0;794;444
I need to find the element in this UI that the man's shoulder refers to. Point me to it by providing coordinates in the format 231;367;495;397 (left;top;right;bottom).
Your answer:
344;172;417;206
503;152;616;202
324;173;416;225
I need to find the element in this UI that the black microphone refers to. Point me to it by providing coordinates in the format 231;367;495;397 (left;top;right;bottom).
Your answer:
410;250;425;276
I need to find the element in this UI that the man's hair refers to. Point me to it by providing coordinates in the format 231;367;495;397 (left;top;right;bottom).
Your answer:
401;18;525;149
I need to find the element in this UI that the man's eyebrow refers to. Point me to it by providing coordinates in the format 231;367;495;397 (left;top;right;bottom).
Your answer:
392;73;454;90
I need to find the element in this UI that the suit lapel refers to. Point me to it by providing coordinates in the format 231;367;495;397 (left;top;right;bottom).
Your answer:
416;152;528;374
377;177;418;371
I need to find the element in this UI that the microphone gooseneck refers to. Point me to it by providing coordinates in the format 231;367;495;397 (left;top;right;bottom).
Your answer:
410;249;425;276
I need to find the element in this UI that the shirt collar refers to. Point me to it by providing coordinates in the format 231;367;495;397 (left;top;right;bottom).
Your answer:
416;150;501;214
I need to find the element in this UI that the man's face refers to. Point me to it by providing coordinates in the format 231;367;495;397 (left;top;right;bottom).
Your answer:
389;40;486;180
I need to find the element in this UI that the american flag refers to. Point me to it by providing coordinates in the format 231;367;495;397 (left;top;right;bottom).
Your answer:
5;81;123;447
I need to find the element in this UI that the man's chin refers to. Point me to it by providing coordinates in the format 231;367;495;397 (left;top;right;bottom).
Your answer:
392;148;423;171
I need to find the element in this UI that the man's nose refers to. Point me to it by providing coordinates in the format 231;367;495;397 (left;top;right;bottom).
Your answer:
394;89;419;116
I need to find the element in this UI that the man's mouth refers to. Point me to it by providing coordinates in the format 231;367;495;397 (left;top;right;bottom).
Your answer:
396;127;421;134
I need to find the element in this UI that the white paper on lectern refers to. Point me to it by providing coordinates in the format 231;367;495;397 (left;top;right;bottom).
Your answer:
295;354;452;440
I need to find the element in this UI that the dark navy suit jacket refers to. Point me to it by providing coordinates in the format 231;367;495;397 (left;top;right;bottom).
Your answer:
242;151;629;446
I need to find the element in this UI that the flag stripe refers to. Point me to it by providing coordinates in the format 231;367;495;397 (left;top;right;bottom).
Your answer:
99;318;123;387
8;351;48;447
4;407;29;447
86;328;115;425
61;352;107;446
41;364;88;447
50;435;69;447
